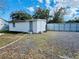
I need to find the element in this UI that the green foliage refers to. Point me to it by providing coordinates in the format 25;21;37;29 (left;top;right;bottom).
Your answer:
10;11;32;21
49;7;65;23
66;20;75;23
66;17;79;23
33;8;49;19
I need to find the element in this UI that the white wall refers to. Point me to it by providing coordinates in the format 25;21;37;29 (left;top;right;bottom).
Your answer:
9;22;29;32
37;20;41;33
9;19;46;33
0;19;8;30
41;20;46;31
32;21;37;33
37;20;46;33
47;23;79;32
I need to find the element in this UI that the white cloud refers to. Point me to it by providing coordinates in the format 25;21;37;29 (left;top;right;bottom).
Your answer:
45;4;52;9
64;7;78;18
38;0;79;18
55;0;79;8
36;5;40;8
70;0;79;8
56;0;64;3
70;8;77;15
45;0;52;10
27;7;34;12
45;0;50;5
38;0;43;3
54;0;79;14
49;8;55;16
48;0;79;19
53;0;56;4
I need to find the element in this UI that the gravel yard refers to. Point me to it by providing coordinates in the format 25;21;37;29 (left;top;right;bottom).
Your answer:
0;33;24;48
0;31;79;59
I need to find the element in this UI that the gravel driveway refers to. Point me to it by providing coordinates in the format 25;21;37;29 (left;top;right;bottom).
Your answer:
0;31;79;59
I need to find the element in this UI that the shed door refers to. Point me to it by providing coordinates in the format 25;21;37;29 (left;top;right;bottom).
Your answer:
29;21;33;32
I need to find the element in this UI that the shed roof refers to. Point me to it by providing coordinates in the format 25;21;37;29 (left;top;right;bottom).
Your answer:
0;18;8;22
9;19;46;23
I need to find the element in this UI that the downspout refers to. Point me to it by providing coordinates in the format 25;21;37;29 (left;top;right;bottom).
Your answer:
46;17;48;32
12;20;15;27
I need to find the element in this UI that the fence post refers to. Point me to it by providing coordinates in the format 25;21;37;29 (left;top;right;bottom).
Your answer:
59;23;60;31
70;23;71;32
64;23;65;31
54;23;55;31
76;23;77;32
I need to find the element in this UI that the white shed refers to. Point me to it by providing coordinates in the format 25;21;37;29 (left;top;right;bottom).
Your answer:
9;19;46;33
0;18;9;30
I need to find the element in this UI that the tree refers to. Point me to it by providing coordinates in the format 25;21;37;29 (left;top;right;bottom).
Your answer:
10;11;32;27
49;7;65;23
66;20;75;23
33;8;49;19
66;17;79;23
74;17;79;23
10;11;32;21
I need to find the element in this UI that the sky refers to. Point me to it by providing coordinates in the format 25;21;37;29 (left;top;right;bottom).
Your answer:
0;0;79;21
